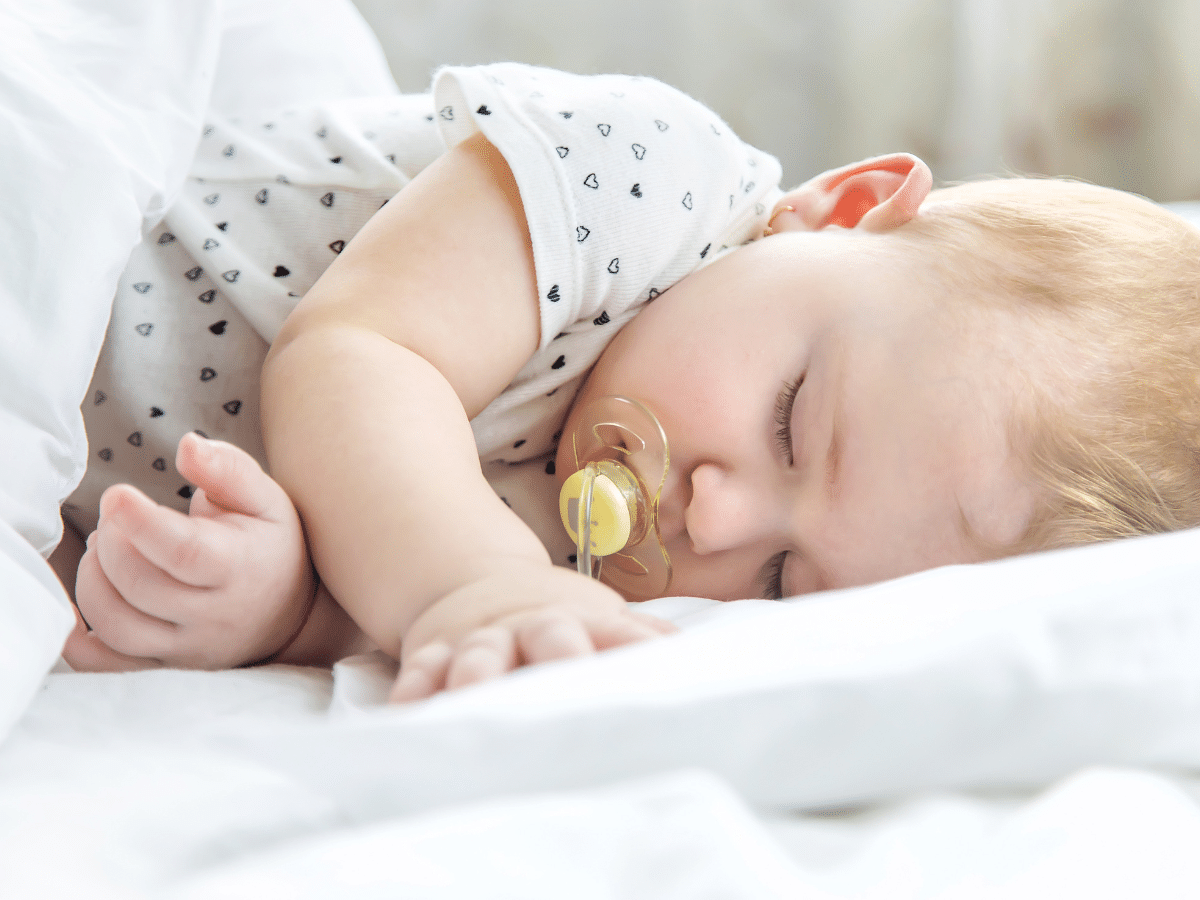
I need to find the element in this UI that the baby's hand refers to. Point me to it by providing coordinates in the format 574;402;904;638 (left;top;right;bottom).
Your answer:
63;433;315;671
389;566;676;702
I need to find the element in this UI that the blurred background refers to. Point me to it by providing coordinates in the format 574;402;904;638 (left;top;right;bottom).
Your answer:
350;0;1199;200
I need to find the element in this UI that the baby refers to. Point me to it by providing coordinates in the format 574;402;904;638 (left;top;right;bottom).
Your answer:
56;65;1200;700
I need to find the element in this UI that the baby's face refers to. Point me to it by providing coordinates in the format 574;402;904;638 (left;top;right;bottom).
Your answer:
557;230;1038;601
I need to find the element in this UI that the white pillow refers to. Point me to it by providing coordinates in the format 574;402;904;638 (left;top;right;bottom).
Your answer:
210;0;398;116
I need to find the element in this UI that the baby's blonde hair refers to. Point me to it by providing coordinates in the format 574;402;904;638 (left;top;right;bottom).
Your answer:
903;177;1200;554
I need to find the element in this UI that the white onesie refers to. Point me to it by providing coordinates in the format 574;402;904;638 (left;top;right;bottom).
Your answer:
65;63;782;567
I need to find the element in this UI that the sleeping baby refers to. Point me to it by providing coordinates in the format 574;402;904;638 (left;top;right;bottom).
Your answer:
54;64;1200;701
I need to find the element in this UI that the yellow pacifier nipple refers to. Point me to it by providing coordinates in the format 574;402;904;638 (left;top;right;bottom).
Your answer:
557;396;672;598
559;465;633;558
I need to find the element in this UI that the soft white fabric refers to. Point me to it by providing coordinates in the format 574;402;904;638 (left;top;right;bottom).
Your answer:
0;0;223;744
213;526;1200;819
210;0;398;117
7;528;1200;896
0;0;220;556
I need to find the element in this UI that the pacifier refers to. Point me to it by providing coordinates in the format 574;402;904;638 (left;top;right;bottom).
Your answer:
558;395;672;598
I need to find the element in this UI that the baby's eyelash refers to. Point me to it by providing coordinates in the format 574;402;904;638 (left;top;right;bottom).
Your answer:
761;550;788;600
774;373;804;464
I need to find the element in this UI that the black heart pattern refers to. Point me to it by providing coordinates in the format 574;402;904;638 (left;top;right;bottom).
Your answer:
135;323;153;336
546;285;561;302
630;184;642;198
576;226;590;242
631;143;645;160
203;238;219;251
178;486;194;499
255;189;269;204
158;232;175;244
222;144;235;158
700;243;711;258
209;320;227;335
329;157;342;164
607;258;620;274
93;390;106;405
584;173;599;189
273;265;290;277
316;127;327;138
439;106;454;121
133;282;152;294
204;193;219;205
128;432;142;447
655;120;669;131
329;240;345;253
545;460;556;475
185;267;203;281
150;407;164;418
593;310;610;325
98;448;113;462
198;290;215;303
597;124;611;136
682;193;693;210
152;458;167;471
321;193;335;208
223;400;242;415
221;270;239;283
551;355;566;370
200;367;217;381
216;222;228;231
556;146;569;158
476;105;491;115
559;111;573;119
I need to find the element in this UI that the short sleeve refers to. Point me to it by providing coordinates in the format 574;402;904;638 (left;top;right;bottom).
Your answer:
432;64;782;351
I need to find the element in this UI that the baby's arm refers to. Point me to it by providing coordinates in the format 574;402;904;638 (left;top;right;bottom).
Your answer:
261;134;668;698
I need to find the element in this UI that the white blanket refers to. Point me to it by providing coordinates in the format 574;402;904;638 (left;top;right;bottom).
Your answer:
4;1;1200;897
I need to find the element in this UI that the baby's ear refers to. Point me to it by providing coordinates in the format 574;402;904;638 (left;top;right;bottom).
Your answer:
767;153;932;234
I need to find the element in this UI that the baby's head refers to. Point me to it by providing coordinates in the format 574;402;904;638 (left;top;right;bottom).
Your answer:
561;155;1200;600
907;177;1200;555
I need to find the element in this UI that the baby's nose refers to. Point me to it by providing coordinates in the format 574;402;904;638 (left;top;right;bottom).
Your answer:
684;463;778;555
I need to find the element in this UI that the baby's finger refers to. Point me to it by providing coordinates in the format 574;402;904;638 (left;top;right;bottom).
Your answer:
61;605;162;673
390;641;454;703
74;543;181;659
446;626;519;690
98;484;230;589
589;610;677;650
175;432;282;520
515;612;594;664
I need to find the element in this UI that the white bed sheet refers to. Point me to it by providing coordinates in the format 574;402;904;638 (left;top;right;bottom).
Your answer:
5;528;1200;897
6;1;1200;897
